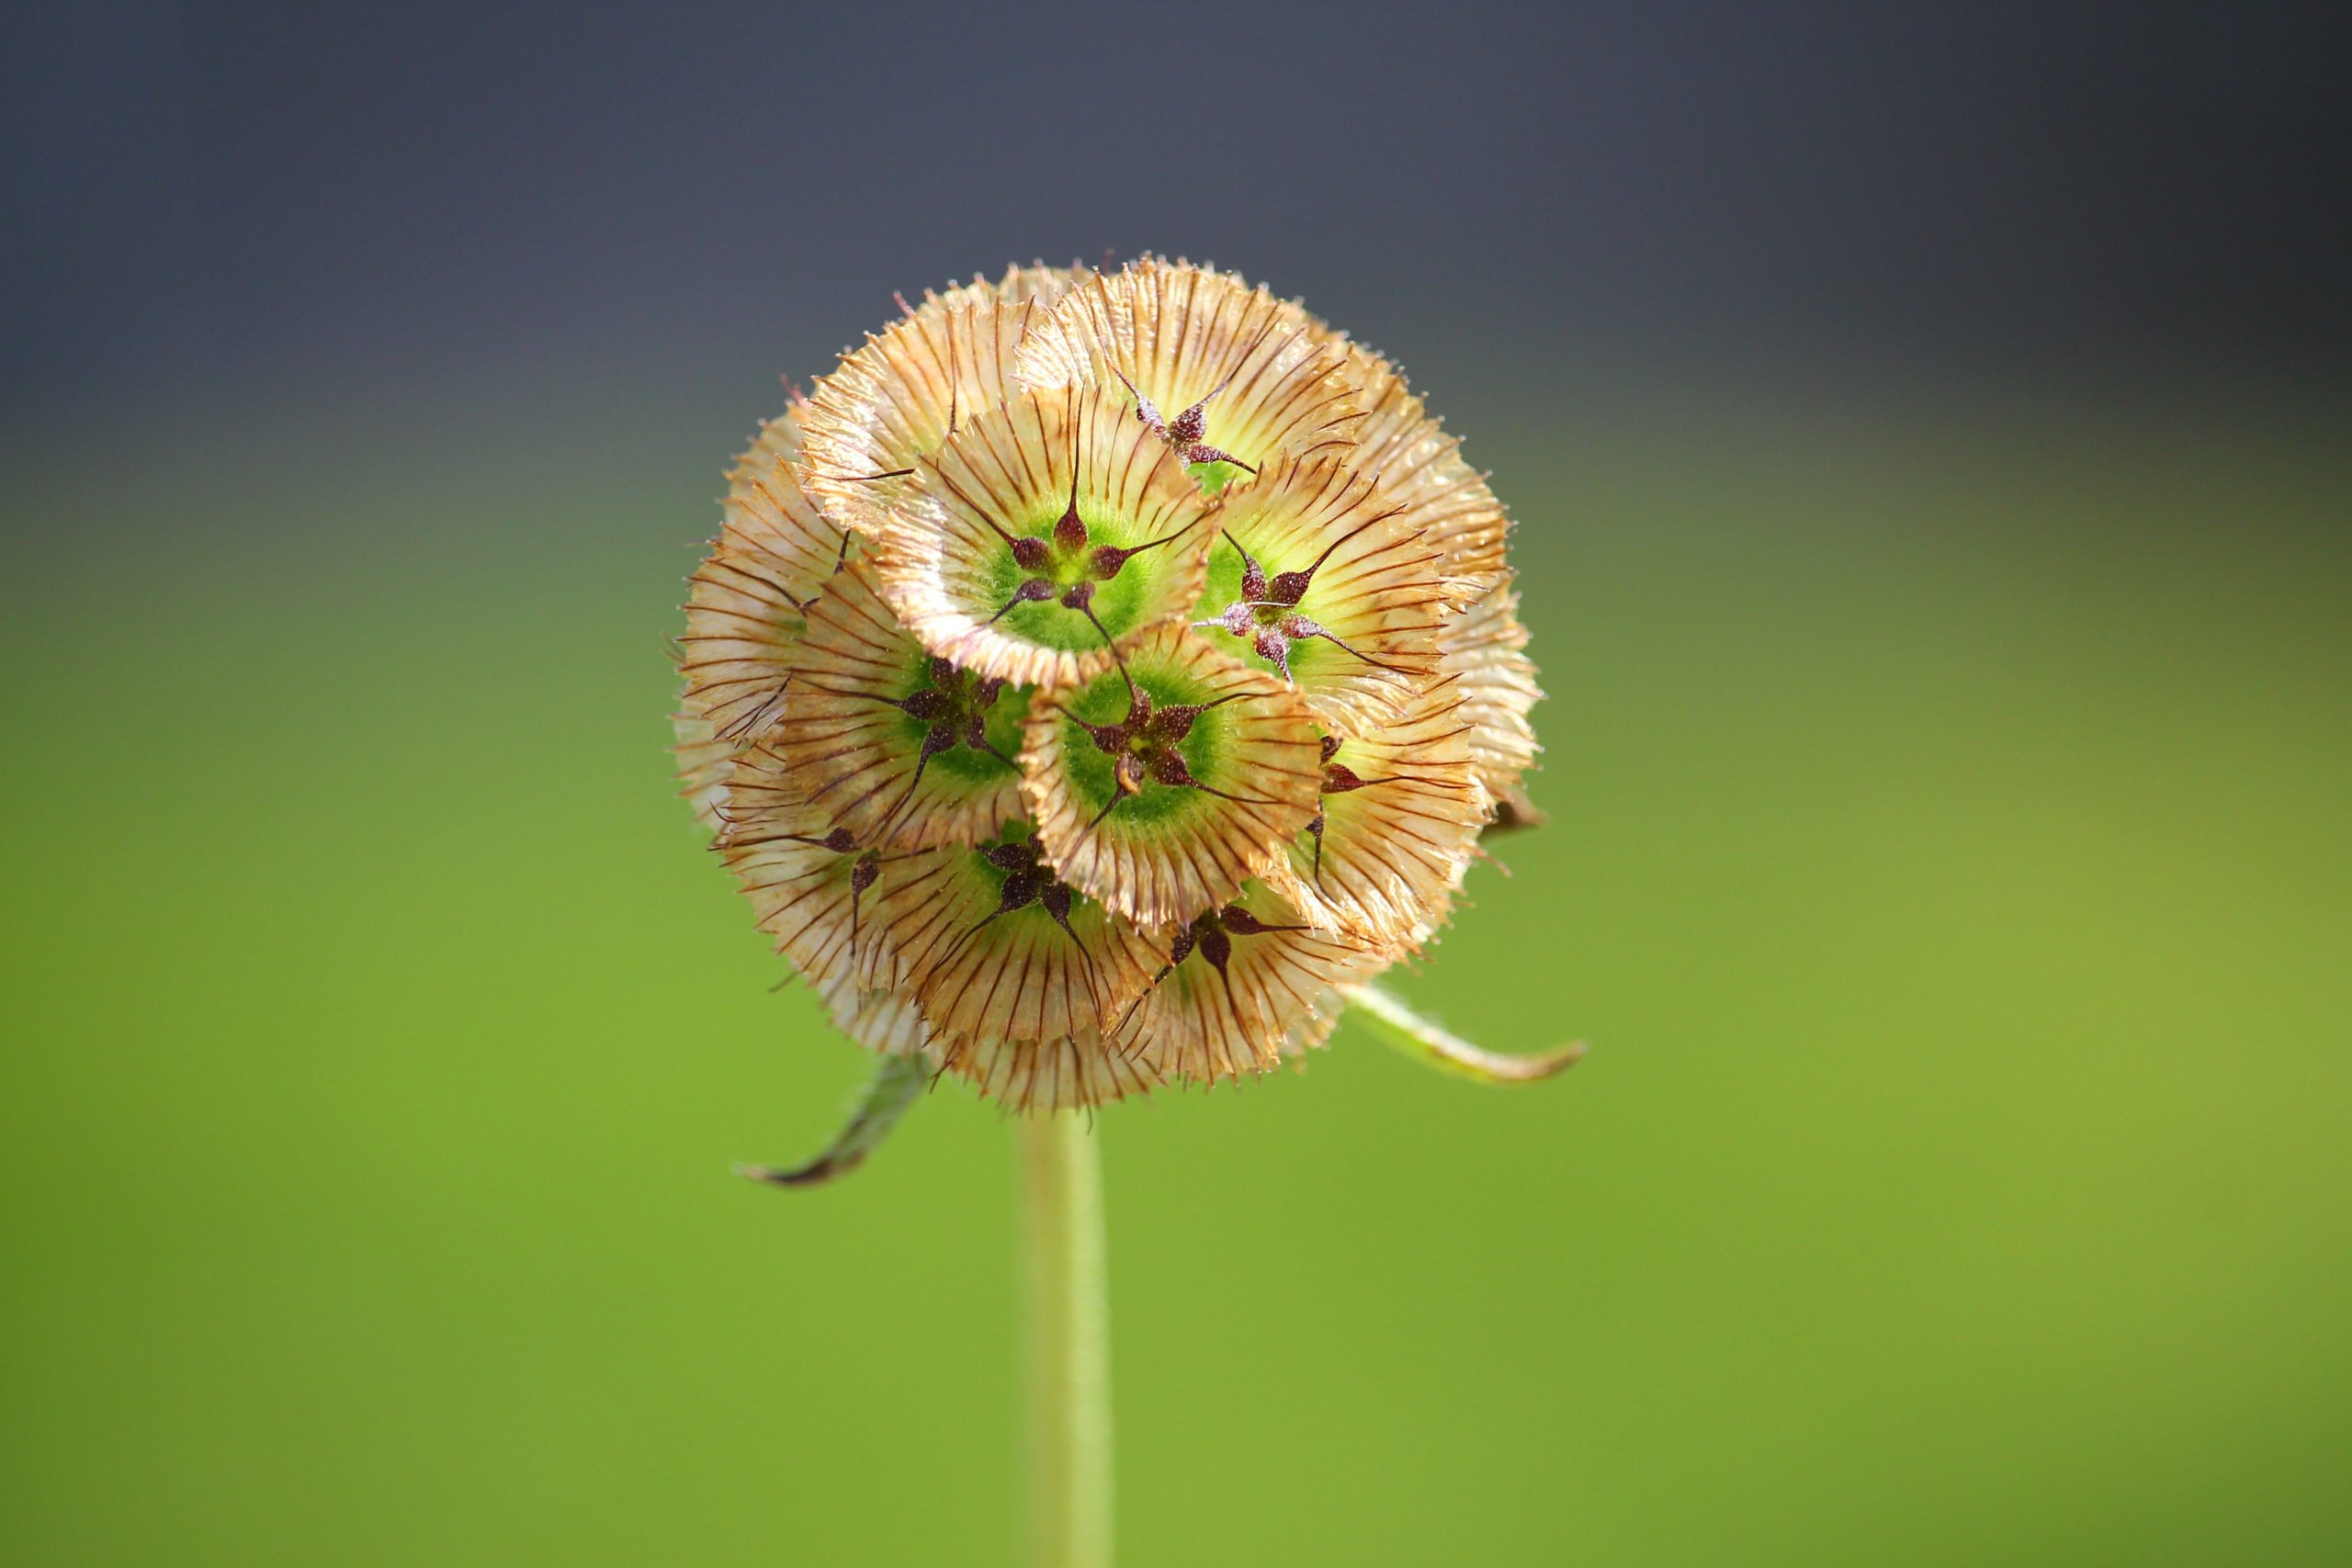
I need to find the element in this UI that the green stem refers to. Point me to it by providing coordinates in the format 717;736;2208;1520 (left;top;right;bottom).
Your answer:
1019;1112;1114;1568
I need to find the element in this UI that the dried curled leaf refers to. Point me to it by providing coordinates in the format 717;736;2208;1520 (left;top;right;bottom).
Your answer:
736;1051;932;1188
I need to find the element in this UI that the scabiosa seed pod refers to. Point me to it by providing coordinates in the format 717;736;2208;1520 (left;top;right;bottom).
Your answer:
677;256;1574;1134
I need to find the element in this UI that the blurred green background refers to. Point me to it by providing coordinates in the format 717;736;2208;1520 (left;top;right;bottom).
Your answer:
7;6;2352;1563
5;380;2346;1563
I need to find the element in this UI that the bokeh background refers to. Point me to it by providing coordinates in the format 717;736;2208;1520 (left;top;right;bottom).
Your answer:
5;5;2348;1563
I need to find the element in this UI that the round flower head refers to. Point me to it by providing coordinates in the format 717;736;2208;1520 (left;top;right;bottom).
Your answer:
768;559;1031;851
1019;624;1322;928
869;384;1215;690
1014;255;1361;484
678;411;846;742
1190;455;1447;733
677;258;1560;1120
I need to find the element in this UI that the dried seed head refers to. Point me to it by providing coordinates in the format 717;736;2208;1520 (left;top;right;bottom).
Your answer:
671;705;734;836
676;256;1547;1110
936;1032;1161;1113
818;974;939;1066
907;259;1091;316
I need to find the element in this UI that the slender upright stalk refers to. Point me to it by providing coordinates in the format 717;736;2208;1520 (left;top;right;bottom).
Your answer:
1019;1112;1114;1568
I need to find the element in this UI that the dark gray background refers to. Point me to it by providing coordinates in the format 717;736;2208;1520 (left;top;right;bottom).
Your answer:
6;0;2348;454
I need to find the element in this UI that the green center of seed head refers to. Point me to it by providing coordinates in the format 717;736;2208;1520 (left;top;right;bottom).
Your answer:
1186;458;1243;497
985;484;1189;651
1057;660;1237;829
1014;492;1162;591
889;655;1024;787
